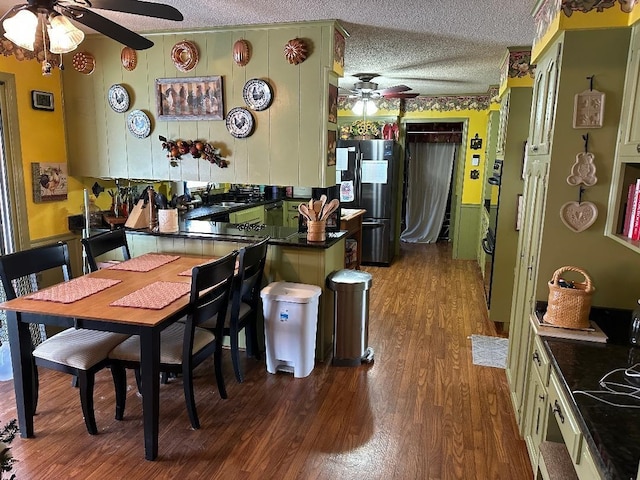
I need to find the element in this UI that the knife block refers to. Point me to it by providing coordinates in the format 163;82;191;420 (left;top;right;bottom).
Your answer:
124;199;150;229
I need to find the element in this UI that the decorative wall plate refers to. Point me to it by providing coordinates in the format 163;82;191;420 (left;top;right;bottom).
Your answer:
107;84;130;113
72;51;95;75
233;39;251;66
225;107;254;138
127;110;151;139
171;41;199;72
121;47;137;71
284;38;308;65
566;151;597;186
242;79;273;111
559;201;598;233
573;89;605;128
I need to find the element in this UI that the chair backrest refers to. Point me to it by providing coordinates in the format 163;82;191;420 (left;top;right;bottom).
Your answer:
0;242;72;300
184;251;238;349
81;229;131;272
235;237;269;308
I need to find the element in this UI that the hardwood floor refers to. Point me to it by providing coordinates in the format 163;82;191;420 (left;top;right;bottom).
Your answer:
0;242;531;479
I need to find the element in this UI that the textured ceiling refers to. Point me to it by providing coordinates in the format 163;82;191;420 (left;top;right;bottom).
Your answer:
0;0;537;96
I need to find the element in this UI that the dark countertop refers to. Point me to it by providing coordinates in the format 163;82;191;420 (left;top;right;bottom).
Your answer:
125;219;347;249
544;324;640;479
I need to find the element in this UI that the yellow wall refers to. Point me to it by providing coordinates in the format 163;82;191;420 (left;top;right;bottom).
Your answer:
0;55;85;241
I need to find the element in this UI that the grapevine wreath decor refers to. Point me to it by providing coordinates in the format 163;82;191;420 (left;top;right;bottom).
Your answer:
159;136;228;168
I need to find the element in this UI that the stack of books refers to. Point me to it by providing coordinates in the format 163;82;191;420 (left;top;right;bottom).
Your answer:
623;179;640;240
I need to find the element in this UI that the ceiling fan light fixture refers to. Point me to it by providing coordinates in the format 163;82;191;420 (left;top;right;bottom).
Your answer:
352;98;378;116
3;9;38;51
47;13;84;54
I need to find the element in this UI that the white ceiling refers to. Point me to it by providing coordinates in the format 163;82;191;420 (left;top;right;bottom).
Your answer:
0;0;537;96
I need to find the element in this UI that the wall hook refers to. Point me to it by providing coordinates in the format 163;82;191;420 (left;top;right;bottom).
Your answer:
587;75;594;91
582;133;589;152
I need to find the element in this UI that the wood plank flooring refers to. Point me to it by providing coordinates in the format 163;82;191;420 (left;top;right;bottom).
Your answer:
0;242;531;479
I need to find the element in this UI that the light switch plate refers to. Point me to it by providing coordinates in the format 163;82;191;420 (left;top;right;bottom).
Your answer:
472;154;480;166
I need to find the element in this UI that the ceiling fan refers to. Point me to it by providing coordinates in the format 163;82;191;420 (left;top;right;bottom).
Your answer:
342;73;420;100
0;0;184;51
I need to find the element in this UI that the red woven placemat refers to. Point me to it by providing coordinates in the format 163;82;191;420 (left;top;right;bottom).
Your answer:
110;281;191;309
27;277;122;304
107;253;180;272
178;259;216;276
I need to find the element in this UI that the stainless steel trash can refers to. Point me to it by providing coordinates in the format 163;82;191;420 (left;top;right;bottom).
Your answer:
326;269;374;366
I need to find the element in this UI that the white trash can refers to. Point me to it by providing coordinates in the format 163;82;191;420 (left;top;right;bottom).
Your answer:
260;282;322;378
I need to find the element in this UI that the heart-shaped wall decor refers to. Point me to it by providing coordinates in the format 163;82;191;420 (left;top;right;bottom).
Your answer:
559;201;598;232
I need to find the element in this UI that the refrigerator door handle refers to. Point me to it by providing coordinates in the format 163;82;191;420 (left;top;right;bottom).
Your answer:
356;152;363;201
362;221;385;228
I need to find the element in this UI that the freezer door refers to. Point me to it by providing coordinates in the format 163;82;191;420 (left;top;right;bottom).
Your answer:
361;218;393;265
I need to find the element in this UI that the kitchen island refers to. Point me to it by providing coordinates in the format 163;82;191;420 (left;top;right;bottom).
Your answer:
119;218;346;362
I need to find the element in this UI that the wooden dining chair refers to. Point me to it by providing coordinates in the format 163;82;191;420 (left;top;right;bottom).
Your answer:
219;237;269;383
108;250;238;429
0;241;130;435
81;228;131;272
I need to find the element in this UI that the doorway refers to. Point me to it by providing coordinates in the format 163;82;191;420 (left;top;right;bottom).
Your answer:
401;122;462;243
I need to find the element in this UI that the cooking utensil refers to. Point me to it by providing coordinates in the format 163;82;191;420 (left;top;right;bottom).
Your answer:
298;204;313;221
320;199;340;220
319;194;327;214
313;200;323;219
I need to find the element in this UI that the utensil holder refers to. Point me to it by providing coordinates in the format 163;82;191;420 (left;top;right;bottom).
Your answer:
158;209;179;233
307;220;326;242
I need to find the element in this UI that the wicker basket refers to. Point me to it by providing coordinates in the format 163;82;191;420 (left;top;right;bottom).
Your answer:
543;266;594;329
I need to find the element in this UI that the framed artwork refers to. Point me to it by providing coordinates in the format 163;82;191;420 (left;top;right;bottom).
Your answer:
327;130;337;166
31;90;54;111
32;162;68;203
328;84;338;123
156;76;223;121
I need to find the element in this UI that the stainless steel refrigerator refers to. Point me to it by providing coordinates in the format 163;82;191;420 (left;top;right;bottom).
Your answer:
336;139;400;265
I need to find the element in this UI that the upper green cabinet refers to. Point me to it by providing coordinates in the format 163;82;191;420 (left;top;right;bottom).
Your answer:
62;21;345;187
527;41;561;157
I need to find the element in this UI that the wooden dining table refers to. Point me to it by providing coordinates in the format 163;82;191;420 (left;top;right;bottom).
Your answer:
1;253;217;461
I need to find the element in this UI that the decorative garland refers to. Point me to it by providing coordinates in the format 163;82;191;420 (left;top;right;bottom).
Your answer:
159;136;227;168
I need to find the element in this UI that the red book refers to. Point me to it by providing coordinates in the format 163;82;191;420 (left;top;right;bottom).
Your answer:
631;179;640;240
624;183;637;237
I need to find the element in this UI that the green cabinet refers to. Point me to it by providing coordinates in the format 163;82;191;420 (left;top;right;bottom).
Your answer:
489;86;531;328
229;205;265;225
283;200;300;228
527;41;561;157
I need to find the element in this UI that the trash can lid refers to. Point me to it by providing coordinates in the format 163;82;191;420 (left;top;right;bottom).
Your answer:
260;281;322;303
326;269;372;292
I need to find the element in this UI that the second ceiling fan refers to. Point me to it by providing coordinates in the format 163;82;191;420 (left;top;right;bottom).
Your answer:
343;73;419;99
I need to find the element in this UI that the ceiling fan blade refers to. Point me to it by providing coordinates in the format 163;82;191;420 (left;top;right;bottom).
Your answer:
83;0;183;21
383;92;419;99
62;6;154;50
378;85;411;95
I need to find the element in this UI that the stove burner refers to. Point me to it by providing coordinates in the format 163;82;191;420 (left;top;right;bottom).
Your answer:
235;223;267;231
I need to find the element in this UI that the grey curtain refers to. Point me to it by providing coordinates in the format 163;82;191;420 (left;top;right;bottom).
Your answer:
400;142;456;243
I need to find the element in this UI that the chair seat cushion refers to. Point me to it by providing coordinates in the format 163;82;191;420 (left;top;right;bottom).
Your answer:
108;323;216;365
33;328;130;370
199;302;251;330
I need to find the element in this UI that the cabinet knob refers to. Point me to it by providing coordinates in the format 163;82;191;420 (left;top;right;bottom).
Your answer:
552;399;565;424
636;144;640;154
538;394;545;401
532;351;541;366
532;145;539;152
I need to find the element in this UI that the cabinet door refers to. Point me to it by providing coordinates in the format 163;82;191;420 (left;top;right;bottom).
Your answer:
507;158;549;430
528;42;561;156
618;26;640;157
496;91;510;157
524;367;548;472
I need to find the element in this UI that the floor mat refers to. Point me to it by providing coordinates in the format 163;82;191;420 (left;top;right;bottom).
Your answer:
471;334;508;369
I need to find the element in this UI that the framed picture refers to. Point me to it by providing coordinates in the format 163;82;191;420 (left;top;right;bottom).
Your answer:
328;84;338;123
327;130;337;166
31;90;54;111
32;162;68;203
155;76;223;121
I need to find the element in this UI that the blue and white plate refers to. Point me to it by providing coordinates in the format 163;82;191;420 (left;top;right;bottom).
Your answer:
127;110;151;139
